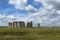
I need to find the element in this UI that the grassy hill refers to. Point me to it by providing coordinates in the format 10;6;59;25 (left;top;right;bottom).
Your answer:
0;27;60;40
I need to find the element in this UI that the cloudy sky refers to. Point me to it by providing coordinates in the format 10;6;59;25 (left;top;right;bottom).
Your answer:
0;0;60;26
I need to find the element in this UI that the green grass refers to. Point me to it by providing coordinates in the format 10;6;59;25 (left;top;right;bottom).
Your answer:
0;27;60;40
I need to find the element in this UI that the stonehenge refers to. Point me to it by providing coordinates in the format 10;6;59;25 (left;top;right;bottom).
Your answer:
8;21;40;28
8;21;33;28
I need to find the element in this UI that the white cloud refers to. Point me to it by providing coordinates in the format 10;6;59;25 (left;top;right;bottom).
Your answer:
9;0;38;13
9;0;27;10
57;10;60;14
33;0;60;26
25;5;38;13
1;0;60;26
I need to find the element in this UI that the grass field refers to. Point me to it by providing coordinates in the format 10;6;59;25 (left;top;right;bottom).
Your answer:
0;27;60;40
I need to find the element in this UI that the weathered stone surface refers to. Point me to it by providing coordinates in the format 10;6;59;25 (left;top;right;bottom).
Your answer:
8;21;25;28
37;23;40;27
27;21;33;27
8;22;12;27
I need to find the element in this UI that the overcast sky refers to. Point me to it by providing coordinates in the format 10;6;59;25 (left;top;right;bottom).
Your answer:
0;0;60;26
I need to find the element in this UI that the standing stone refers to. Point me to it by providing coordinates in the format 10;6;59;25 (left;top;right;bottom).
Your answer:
27;21;33;27
15;22;18;28
23;22;25;27
17;22;20;28
14;22;16;28
12;22;15;28
30;21;33;27
38;23;40;28
8;22;12;27
20;22;22;27
27;22;29;27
